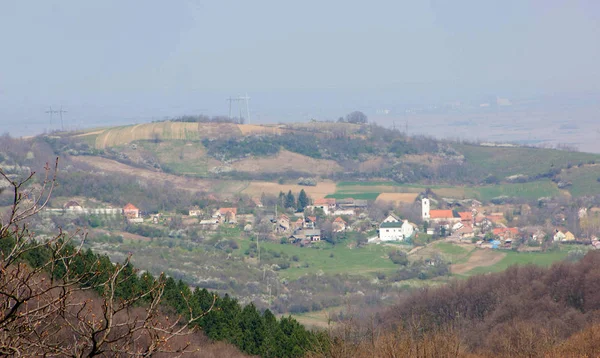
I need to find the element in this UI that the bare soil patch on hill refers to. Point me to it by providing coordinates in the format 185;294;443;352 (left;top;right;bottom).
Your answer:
375;192;420;204
231;150;343;175
451;248;506;275
93;122;243;148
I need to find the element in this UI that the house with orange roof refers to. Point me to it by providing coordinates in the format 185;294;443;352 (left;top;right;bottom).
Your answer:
332;217;347;232
277;214;291;233
421;198;467;224
123;203;140;219
493;227;519;240
292;218;304;231
312;198;336;215
213;207;238;223
304;216;317;229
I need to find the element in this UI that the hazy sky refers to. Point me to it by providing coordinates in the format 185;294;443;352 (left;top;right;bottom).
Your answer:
1;0;599;135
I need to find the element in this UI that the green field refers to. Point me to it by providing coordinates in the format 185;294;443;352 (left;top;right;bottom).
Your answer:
325;193;381;200
236;239;398;280
135;140;210;176
472;181;562;201
465;249;573;276
328;180;562;202
558;165;600;197
455;143;600;179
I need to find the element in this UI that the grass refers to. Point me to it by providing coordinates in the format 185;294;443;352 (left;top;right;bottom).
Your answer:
329;180;563;202
236;239;398;280
455;143;600;179
465;249;572;276
412;241;474;265
471;181;562;201
135;140;210;176
558;165;600;197
325;193;381;200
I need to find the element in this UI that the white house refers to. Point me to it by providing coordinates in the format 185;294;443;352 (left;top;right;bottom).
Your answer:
379;215;415;241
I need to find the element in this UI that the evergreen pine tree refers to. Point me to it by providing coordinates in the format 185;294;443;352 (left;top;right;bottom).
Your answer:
285;190;295;209
297;189;309;211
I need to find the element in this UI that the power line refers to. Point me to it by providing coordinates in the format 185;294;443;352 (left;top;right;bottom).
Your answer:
45;106;67;130
226;94;250;123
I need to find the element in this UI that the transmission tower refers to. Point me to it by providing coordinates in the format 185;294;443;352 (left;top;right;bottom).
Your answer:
45;106;67;130
226;94;250;123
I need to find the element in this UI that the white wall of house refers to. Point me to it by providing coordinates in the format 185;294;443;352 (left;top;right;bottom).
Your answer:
401;220;415;238
380;227;404;241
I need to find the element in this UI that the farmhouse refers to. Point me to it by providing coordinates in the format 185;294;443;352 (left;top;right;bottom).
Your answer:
277;214;291;233
304;216;317;229
312;198;336;215
332;217;347;232
290;229;322;243
123;203;140;219
563;231;576;241
553;230;566;241
188;207;203;217
64;200;83;212
492;227;519;240
337;198;368;209
213;207;237;223
378;215;415;241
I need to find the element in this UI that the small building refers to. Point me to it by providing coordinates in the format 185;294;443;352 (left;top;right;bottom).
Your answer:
379;215;414;241
563;231;576;241
332;217;347;232
123;203;140;219
277;214;291;233
213;207;238;224
188;207;203;217
64;200;83;212
304;216;317;229
291;228;322;243
553;230;566;242
312;198;337;215
493;227;519;240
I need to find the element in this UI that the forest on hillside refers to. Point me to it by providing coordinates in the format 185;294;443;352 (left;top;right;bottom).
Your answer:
316;251;600;357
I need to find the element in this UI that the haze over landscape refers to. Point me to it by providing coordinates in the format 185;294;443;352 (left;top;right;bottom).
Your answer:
2;0;599;150
6;2;600;357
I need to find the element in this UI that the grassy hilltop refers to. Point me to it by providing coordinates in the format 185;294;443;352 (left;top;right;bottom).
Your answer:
61;120;600;201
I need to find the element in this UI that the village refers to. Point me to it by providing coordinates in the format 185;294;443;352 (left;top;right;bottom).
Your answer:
45;190;600;253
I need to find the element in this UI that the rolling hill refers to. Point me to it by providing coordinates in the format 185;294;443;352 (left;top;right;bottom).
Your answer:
51;120;600;201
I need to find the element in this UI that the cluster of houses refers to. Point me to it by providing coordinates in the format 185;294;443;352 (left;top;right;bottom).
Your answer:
45;201;142;222
53;194;600;251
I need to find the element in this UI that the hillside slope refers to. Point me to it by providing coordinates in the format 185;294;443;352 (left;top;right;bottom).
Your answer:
51;120;600;199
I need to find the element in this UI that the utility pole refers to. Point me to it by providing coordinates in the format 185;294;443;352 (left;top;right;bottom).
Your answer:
45;106;57;126
226;94;250;123
227;97;237;119
239;94;250;123
57;106;67;131
45;106;67;130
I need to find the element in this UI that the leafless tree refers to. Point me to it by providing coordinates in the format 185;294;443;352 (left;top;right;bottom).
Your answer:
0;159;213;357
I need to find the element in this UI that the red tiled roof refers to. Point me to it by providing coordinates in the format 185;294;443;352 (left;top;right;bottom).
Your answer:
218;207;237;215
314;198;336;206
123;203;138;211
493;227;519;235
429;210;455;219
458;212;473;221
333;217;346;224
307;216;317;222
